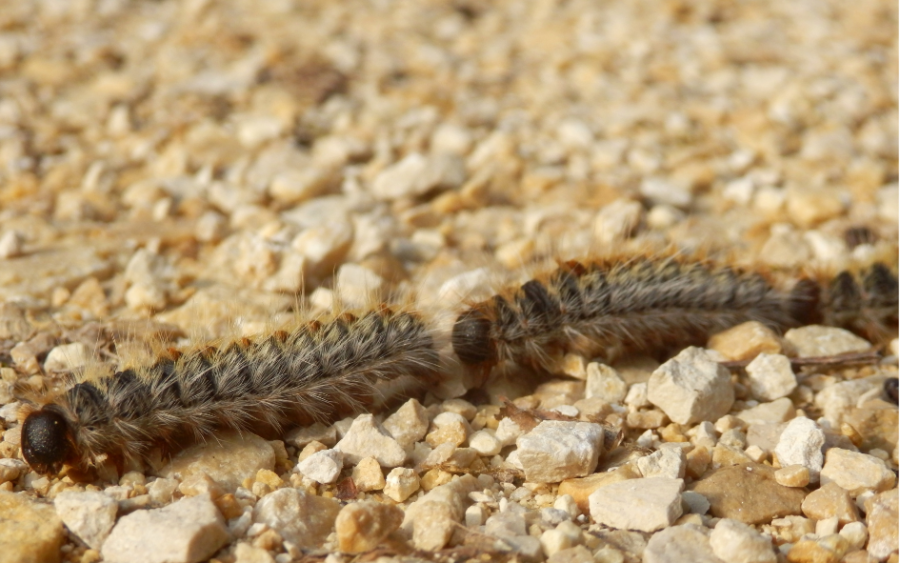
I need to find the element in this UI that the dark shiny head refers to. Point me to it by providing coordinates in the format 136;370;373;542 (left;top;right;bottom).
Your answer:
452;308;497;366
21;409;75;475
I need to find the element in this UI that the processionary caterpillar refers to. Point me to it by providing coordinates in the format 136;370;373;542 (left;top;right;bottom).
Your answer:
451;257;898;376
21;309;438;476
19;256;898;476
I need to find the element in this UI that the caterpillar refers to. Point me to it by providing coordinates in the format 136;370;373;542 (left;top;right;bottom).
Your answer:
21;309;438;476
451;257;898;376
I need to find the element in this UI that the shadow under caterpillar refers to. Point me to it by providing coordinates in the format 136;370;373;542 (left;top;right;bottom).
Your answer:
22;309;438;476
452;257;898;377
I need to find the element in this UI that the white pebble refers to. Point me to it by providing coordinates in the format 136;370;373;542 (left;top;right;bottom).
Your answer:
773;417;825;482
709;518;777;563
296;449;343;484
384;468;419;502
647;347;734;425
54;491;118;550
590;477;684;533
637;445;686;479
102;494;229;563
746;353;797;401
469;430;502;457
586;363;628;403
516;421;604;483
334;413;407;468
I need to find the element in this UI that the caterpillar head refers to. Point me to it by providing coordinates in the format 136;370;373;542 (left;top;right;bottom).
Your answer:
21;408;76;475
452;307;497;367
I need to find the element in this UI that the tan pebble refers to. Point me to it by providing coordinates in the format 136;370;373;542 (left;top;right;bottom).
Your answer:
160;432;276;493
626;409;668;429
786;534;849;563
775;465;811;488
351;457;385;492
425;420;468;448
708;321;782;361
420;469;453;491
234;542;275;563
864;489;899;561
335;501;403;554
786;187;844;228
255;470;284;489
214;493;244;520
801;482;859;524
178;473;225;499
690;463;806;524
383;398;430;448
298;441;328;462
685;446;711;479
384;468;419;502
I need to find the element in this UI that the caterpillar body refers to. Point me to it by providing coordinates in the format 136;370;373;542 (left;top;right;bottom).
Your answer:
451;257;898;374
21;309;438;476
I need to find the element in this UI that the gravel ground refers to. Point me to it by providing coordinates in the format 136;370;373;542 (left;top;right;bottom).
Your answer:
0;1;897;562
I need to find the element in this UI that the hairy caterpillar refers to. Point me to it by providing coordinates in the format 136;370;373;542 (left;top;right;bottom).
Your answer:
21;309;438;476
451;257;898;375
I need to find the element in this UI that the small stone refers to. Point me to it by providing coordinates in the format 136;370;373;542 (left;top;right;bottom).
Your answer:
371;152;465;200
801;482;859;524
469;430;502;457
335;501;403;554
298;441;328;462
784;326;871;358
627;409;668;430
865;489;898;560
335;264;385;309
786;187;844;228
560;354;588;379
647;347;734;425
252;488;340;549
737;398;795;425
426;412;470;447
486;511;527;538
843;407;898;454
384;467;419;502
815;378;883;426
402;475;477;550
586;363;628;403
290;221;353;281
0;491;64;563
689;463;806;524
269;168;333;205
44;342;92;372
540;528;573;558
234;543;275;563
102;494;229;563
0;230;23;259
682;491;710;514
839;521;868;551
54;491;117;550
383;398;430;448
558;470;635;514
637;445;686;479
351;457;385;492
589;477;684;532
709;518;777;563
786;535;850;563
296;449;343;484
548;545;594;563
745;353;797;401
334;414;407;467
160;432;275;492
820;449;896;496
644;523;720;563
284;423;338;449
593;198;643;244
624;383;651;408
774;465;810;488
774;417;825;482
708;322;783;361
516;421;604;483
147;478;179;505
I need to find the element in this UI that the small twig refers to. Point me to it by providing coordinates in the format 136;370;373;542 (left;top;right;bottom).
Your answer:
719;349;883;370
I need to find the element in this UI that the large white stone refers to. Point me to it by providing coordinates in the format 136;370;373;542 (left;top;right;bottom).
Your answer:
637;444;686;479
516;421;604;483
159;432;275;492
589;477;684;532
773;417;825;482
784;326;871;357
101;494;229;563
647;347;734;425
296;449;343;484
